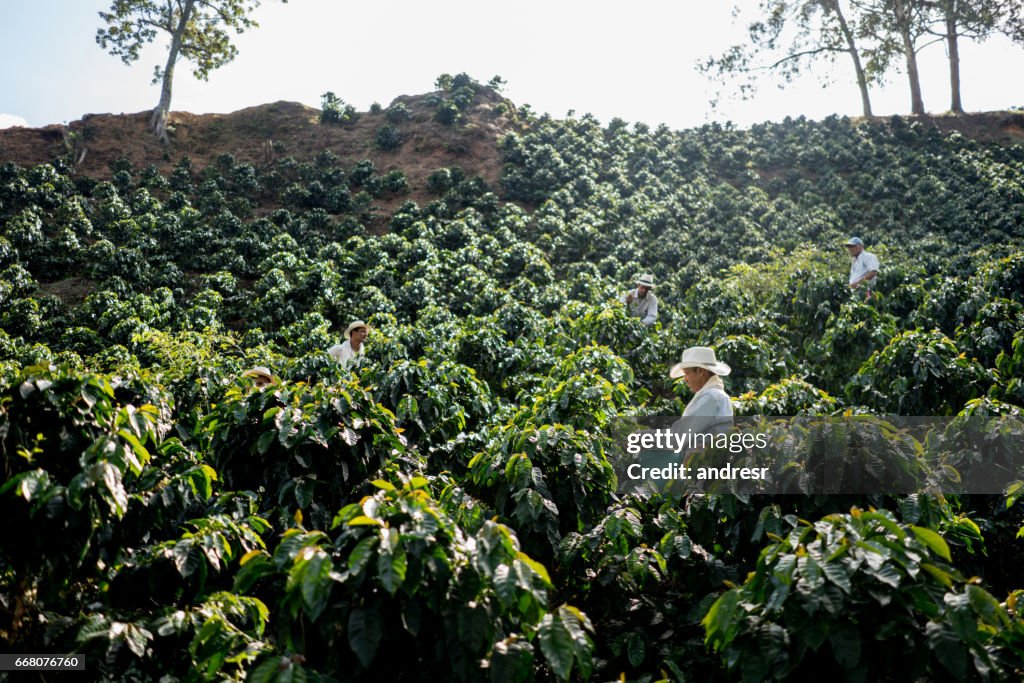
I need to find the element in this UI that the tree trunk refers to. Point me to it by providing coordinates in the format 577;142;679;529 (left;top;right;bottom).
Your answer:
904;45;925;115
893;0;926;115
151;0;196;143
946;9;963;113
828;0;874;117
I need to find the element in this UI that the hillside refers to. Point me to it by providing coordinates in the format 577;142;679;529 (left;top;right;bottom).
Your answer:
0;87;519;212
3;77;1024;681
3;91;1024;191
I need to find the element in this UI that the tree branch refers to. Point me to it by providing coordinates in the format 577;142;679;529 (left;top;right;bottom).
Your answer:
760;45;847;71
195;0;257;31
912;35;945;53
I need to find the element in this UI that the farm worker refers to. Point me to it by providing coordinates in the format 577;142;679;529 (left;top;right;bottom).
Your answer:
620;273;658;325
329;320;369;367
670;346;733;434
845;237;879;296
241;366;275;388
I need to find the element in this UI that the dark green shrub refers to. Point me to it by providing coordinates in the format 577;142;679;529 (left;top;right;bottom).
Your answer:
451;72;476;90
954;298;1024;368
706;334;794;395
451;86;475;111
994;331;1024;405
468;421;618;561
375;124;404;151
203;377;406;530
370;358;492;447
846;330;993;414
320;91;358;125
0;367;164;614
235;478;594;681
733;376;838;416
349;159;375;187
435;101;460;126
385;102;410;123
381;170;409;195
812;301;899;390
559;497;728;681
487;75;507;92
427;167;463;194
704;509;1024;681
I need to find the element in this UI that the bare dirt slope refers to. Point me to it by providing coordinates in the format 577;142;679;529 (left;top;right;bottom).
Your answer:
0;88;521;211
2;93;1022;205
906;111;1024;143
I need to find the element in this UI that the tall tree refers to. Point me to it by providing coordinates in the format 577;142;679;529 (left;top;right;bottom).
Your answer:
889;0;929;115
923;1;1005;113
700;0;880;117
853;0;936;115
97;0;278;142
824;0;876;116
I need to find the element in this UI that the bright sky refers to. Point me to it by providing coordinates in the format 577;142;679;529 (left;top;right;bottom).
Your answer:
1;0;1023;130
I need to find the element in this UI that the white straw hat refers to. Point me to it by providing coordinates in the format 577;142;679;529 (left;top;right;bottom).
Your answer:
241;366;274;381
344;320;370;339
636;273;656;288
669;346;731;379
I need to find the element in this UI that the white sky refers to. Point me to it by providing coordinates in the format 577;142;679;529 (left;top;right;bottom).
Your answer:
1;0;1023;130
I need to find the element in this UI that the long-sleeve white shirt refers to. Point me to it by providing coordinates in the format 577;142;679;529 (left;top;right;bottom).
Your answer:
672;375;734;436
849;251;880;287
619;289;658;325
328;340;365;367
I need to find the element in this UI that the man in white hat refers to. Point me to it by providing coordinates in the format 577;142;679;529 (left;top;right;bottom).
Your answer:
620;273;658;325
845;237;879;297
241;366;275;388
670;346;733;426
328;320;369;367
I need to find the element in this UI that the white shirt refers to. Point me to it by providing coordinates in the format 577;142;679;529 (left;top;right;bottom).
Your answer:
328;340;365;367
672;375;734;436
849;251;880;287
619;289;658;325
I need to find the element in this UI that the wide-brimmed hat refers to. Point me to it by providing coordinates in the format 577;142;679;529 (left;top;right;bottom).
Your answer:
344;320;370;339
636;273;656;288
669;346;731;379
241;366;274;381
845;237;864;247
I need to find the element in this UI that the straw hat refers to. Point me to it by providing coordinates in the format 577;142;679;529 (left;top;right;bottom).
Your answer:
636;273;656;288
344;320;370;339
241;366;274;381
669;346;731;379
